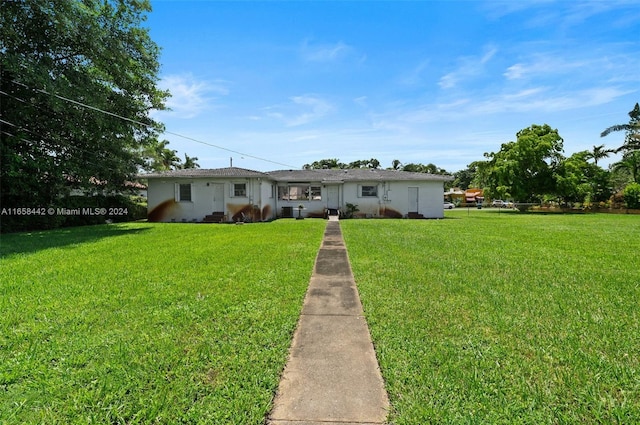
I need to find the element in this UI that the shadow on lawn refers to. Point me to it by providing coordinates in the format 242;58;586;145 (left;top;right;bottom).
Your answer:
0;223;151;258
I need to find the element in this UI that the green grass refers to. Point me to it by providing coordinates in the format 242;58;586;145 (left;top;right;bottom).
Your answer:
341;211;640;424
0;220;326;424
3;213;639;424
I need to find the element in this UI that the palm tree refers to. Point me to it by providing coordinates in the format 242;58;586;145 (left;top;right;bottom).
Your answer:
612;151;640;183
182;153;200;169
601;103;640;154
586;144;614;165
159;148;181;170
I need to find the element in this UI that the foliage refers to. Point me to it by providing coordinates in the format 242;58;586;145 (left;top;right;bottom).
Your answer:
452;165;476;189
343;202;359;218
601;102;640;155
342;214;640;424
623;182;640;209
400;162;448;174
611;150;640;184
181;153;200;169
555;151;611;204
303;158;346;169
0;0;167;232
479;124;564;202
142;139;200;172
0;220;326;424
303;158;451;176
347;158;381;169
586;144;614;166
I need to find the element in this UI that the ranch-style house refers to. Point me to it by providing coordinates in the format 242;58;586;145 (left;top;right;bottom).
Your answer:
142;167;453;222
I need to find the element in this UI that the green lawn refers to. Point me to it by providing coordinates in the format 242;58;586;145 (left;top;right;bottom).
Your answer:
0;220;326;424
2;214;639;424
341;210;640;424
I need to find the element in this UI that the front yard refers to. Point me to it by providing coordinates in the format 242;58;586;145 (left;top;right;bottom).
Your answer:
1;213;638;424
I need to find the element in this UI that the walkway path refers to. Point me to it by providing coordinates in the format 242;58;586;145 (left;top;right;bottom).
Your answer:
268;217;389;425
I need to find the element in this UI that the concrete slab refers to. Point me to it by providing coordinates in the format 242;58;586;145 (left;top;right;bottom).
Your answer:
302;278;362;316
268;220;389;424
269;315;388;423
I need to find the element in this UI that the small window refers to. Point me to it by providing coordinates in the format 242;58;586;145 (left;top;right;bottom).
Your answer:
178;184;192;202
234;183;246;197
278;186;288;200
310;186;322;200
361;185;378;197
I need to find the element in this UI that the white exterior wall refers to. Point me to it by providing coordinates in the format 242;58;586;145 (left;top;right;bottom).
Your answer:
147;178;276;222
342;181;384;217
147;176;446;221
417;180;446;219
260;180;277;220
339;180;445;219
146;178;212;222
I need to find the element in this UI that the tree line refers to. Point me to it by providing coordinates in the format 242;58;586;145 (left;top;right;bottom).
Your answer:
303;158;449;175
304;103;639;209
458;104;639;208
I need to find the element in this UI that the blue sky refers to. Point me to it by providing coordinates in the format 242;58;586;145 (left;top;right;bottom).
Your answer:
147;0;639;172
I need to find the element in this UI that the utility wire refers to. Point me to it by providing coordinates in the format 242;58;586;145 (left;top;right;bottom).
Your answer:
4;79;299;169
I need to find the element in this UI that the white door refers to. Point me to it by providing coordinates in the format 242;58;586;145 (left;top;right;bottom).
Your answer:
408;187;419;213
327;185;340;209
212;183;225;212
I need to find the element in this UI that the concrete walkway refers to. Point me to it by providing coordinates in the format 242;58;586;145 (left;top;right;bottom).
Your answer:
268;217;389;425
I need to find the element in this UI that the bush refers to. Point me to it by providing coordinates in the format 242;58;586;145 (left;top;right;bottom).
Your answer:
623;183;640;209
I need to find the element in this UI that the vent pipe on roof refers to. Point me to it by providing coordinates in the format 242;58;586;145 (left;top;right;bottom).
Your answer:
230;157;233;167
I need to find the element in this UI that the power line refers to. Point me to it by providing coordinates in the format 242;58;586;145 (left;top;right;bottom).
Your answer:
4;79;299;169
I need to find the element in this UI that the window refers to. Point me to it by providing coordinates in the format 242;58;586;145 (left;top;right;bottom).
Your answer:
310;186;322;200
361;185;378;197
233;183;246;197
288;185;309;201
278;184;322;201
178;183;192;202
278;186;289;200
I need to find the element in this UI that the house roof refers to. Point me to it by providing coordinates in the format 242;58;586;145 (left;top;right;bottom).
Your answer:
140;167;269;179
140;167;453;182
268;168;453;182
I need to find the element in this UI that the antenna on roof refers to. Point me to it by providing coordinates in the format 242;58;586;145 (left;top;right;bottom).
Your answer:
230;157;233;167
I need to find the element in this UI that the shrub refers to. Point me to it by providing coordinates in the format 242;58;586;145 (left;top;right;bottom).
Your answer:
623;182;640;209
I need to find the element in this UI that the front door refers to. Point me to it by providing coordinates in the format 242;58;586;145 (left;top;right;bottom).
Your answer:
408;187;419;213
212;183;225;212
327;185;340;209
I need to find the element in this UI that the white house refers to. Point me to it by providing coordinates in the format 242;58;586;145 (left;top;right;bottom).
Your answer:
142;167;452;222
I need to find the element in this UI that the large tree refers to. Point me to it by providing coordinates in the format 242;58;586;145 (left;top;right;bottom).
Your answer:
1;0;168;231
555;151;611;204
481;124;564;202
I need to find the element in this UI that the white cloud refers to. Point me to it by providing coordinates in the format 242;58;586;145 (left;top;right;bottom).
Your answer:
158;74;229;119
503;63;525;80
300;39;355;62
353;96;368;107
470;86;632;115
265;95;334;127
438;46;498;89
398;60;430;86
438;73;457;89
